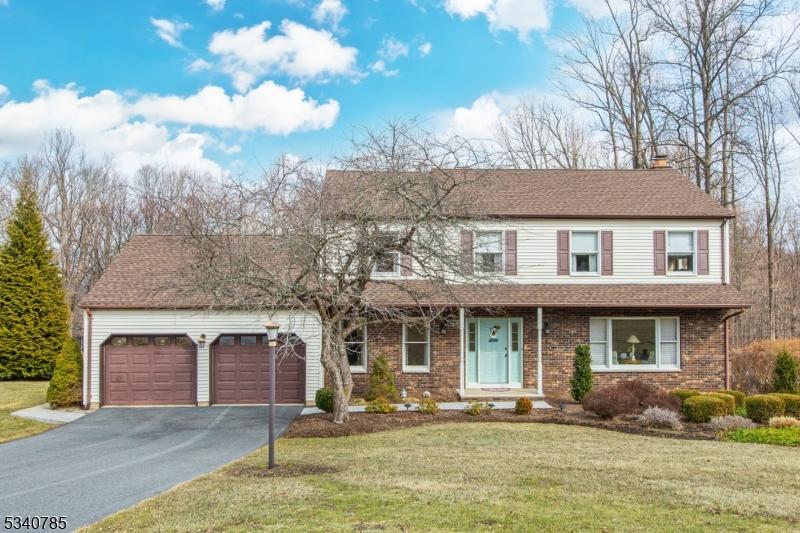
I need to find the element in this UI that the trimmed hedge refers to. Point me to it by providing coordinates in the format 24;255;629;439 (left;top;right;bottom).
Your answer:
515;397;533;415
671;389;700;402
703;393;736;415
745;394;785;423
717;389;746;408
683;395;728;423
365;396;397;414
769;393;800;417
315;387;334;413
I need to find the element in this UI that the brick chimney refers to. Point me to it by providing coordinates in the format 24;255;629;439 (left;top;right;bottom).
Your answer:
650;153;670;169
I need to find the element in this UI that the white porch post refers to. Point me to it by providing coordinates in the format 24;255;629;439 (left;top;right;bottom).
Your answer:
537;307;543;395
459;306;465;396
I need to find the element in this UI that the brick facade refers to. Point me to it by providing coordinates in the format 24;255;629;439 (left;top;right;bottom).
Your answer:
350;307;727;400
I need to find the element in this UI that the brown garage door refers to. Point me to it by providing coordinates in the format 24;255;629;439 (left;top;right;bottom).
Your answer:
212;334;306;404
103;335;196;406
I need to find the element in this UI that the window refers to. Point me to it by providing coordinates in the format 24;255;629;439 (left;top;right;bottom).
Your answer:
403;322;430;372
467;321;476;352
475;231;503;273
154;336;170;346
374;231;399;274
511;321;520;352
667;231;695;273
110;336;127;346
345;326;367;372
571;231;599;274
132;336;149;346
240;335;257;345
219;335;235;346
175;336;192;346
589;318;680;369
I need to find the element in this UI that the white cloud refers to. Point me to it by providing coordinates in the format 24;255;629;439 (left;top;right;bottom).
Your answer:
150;17;191;47
0;80;340;175
378;36;409;61
312;0;347;30
205;0;225;11
369;60;399;77
0;84;8;100
444;0;551;41
448;94;504;139
418;41;432;57
187;58;212;72
565;0;627;19
209;20;359;91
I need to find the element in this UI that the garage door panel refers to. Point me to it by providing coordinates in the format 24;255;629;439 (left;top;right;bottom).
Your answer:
103;336;196;406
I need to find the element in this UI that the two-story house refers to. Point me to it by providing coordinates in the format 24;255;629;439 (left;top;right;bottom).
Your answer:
79;160;748;408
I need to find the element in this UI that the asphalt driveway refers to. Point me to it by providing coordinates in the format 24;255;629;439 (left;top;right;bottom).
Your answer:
0;405;302;531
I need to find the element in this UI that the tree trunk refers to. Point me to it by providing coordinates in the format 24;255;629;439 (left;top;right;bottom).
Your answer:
319;328;354;424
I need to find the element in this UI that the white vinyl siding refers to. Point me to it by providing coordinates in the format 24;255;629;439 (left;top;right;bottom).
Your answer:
85;309;322;405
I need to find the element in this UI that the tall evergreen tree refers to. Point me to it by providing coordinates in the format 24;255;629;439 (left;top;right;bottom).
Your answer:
0;176;69;379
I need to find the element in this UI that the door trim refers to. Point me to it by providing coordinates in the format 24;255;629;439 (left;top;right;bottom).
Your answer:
466;318;523;389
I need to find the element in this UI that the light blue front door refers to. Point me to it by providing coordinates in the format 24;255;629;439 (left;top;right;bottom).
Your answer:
478;319;509;383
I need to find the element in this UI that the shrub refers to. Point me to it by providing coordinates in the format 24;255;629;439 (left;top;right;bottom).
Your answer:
769;416;800;429
708;415;757;431
745;394;785;423
731;339;800;393
769;393;800;417
619;380;681;412
683;395;728;423
365;396;397;414
570;344;593;402
722;427;800;447
772;350;799;393
638;407;682;429
464;400;492;416
515;397;533;415
670;389;700;403
582;387;639;419
417;397;439;415
46;338;82;408
717;389;746;408
315;387;335;413
365;355;399;402
703;393;736;415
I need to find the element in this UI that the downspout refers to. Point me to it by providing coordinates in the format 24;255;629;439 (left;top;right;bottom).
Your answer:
83;308;93;409
721;309;746;390
536;307;543;396
459;307;465;397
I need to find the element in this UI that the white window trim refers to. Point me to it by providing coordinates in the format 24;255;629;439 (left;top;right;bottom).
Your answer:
474;230;505;274
570;230;600;276
345;325;368;374
372;230;401;276
402;322;430;373
589;316;681;372
666;230;697;276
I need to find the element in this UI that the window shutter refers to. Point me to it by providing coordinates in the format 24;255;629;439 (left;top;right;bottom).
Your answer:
505;230;517;275
653;230;666;275
601;231;613;276
400;230;412;276
557;230;570;275
461;230;473;275
697;230;709;275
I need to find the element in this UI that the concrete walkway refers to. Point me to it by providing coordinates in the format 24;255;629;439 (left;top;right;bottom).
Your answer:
301;399;552;415
12;403;86;424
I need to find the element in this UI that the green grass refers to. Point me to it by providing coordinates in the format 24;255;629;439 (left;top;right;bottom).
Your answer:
0;381;53;443
723;426;800;447
88;423;800;532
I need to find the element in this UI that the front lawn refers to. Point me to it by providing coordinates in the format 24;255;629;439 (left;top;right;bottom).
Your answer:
88;422;800;532
0;381;53;443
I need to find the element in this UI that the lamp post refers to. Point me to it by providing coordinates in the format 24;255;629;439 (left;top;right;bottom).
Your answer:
264;320;280;469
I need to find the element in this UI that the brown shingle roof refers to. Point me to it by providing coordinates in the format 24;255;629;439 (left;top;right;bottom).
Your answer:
324;168;734;219
81;235;748;310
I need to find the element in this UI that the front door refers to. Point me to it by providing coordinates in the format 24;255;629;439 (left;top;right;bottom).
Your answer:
478;320;509;384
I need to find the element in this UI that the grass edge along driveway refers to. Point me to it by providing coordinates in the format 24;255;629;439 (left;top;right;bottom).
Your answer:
87;422;799;532
0;381;53;444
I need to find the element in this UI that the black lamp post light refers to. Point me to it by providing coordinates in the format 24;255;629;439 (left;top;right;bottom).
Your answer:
264;320;280;469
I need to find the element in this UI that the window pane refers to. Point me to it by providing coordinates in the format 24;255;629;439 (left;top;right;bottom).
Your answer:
668;254;694;272
660;342;678;366
132;336;149;346
476;232;502;253
668;232;694;252
467;321;476;352
660;318;678;342
590;343;607;366
477;252;502;272
375;232;399;273
240;335;257;345
220;335;235;346
511;321;520;352
589;319;607;341
154;336;170;346
405;323;427;343
110;336;127;346
612;320;656;365
405;343;428;367
346;343;365;367
573;253;597;272
572;232;598;252
345;327;364;344
175;336;191;346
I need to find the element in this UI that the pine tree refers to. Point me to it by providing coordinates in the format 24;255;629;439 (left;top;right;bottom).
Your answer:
365;355;399;402
47;338;82;407
570;344;593;402
0;177;69;379
772;350;798;393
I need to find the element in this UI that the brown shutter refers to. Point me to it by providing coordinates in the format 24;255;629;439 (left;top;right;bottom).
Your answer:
653;230;666;275
400;230;412;276
601;231;613;275
557;230;570;275
505;230;517;275
461;230;473;275
697;230;709;275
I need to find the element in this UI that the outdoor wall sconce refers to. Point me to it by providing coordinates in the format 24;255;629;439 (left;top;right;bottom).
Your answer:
439;321;447;335
198;334;207;348
543;322;551;335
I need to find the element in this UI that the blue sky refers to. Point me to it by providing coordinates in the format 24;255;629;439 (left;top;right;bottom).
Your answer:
0;0;599;176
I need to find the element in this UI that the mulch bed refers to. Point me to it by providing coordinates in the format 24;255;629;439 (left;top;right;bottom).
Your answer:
284;409;718;441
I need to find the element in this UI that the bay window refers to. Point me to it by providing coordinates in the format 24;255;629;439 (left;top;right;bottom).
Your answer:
571;231;599;274
589;317;680;370
667;231;695;273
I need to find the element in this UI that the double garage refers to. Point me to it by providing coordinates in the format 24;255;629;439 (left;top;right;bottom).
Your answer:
99;330;310;407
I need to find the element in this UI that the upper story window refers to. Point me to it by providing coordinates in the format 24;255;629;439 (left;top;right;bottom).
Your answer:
374;231;399;274
475;231;503;273
344;326;367;373
571;231;599;274
667;231;695;273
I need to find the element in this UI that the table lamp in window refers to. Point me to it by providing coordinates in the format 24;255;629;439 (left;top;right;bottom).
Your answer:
626;335;640;361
